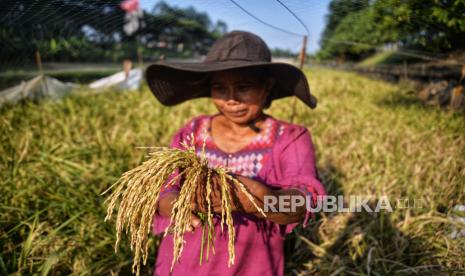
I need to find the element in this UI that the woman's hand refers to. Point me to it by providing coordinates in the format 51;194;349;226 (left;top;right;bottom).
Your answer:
190;172;224;214
158;192;202;232
190;173;272;215
190;173;308;225
229;175;272;214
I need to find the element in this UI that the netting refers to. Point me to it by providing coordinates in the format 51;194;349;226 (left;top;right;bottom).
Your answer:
0;0;322;69
1;1;465;275
1;0;463;79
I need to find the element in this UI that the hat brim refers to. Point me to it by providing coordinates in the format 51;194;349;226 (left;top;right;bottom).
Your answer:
146;60;317;109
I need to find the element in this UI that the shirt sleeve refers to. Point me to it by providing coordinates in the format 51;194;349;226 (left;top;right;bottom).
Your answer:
152;117;198;235
272;125;326;234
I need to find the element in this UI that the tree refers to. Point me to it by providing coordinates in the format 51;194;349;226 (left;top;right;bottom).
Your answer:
143;1;223;54
321;9;377;60
0;0;228;65
0;0;125;64
319;0;370;53
318;0;465;61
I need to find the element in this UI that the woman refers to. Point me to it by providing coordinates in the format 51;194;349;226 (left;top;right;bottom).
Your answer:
146;30;326;275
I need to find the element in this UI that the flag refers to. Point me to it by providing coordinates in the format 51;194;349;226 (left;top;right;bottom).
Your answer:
120;0;139;12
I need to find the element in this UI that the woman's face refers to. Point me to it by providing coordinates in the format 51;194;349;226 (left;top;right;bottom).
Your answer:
210;69;273;125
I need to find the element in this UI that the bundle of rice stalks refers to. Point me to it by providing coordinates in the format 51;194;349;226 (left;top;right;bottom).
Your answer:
103;134;266;275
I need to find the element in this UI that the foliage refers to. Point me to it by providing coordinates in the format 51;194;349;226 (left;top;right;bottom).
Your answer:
319;9;376;60
319;0;370;55
318;0;465;61
356;51;425;67
271;48;297;58
0;0;228;67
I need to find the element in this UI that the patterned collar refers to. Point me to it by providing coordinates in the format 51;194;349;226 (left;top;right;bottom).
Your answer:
192;115;286;177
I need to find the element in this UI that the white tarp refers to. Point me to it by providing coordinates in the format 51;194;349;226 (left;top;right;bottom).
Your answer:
0;75;77;107
89;68;142;91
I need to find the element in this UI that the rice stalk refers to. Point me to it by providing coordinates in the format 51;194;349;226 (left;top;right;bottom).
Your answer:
103;134;266;275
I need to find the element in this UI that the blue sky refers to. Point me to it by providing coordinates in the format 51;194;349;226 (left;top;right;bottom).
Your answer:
139;0;331;54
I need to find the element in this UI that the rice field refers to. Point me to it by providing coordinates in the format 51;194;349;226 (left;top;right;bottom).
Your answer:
1;68;464;275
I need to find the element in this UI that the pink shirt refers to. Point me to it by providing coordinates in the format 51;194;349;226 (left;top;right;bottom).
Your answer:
152;114;326;275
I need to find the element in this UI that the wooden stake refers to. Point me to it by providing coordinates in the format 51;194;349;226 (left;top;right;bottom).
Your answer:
35;51;43;76
123;59;133;81
299;35;307;70
137;46;143;68
403;61;408;79
290;35;307;123
35;50;49;94
460;65;465;85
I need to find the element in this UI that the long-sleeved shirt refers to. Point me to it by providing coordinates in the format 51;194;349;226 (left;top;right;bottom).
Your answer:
152;114;326;276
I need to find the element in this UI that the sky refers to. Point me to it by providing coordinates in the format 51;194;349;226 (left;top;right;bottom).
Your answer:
139;0;331;54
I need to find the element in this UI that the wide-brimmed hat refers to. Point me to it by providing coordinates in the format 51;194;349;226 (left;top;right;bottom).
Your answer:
146;30;317;109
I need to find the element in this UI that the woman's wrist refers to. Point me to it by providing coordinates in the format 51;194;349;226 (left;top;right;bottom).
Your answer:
157;192;179;218
253;188;307;224
233;175;269;214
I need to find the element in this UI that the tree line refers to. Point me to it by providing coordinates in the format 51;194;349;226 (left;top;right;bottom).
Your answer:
318;0;465;61
0;0;228;66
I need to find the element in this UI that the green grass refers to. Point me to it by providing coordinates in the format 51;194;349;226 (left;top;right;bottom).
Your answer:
1;68;464;275
358;51;423;67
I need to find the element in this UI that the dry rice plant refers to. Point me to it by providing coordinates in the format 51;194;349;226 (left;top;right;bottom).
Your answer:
3;69;464;275
103;134;266;275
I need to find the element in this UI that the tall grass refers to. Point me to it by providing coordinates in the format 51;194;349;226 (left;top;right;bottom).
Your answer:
1;68;464;275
